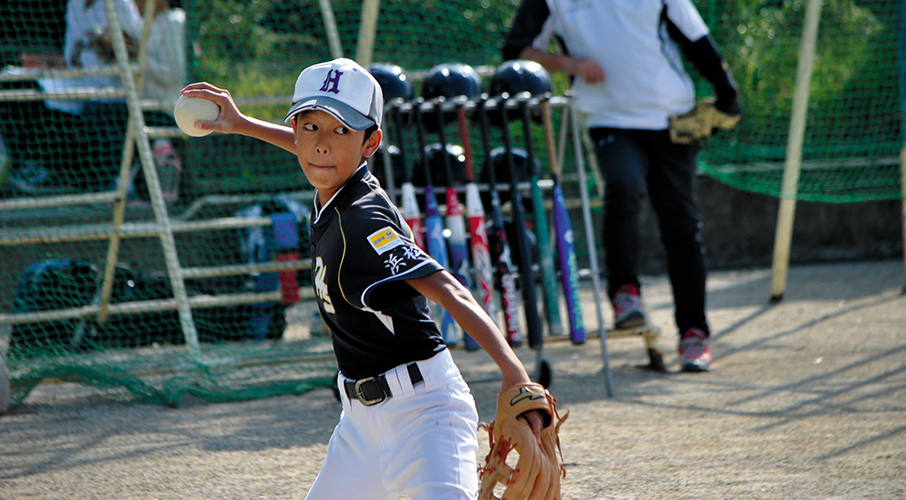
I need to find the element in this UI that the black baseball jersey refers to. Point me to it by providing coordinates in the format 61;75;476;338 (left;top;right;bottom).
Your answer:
310;164;446;380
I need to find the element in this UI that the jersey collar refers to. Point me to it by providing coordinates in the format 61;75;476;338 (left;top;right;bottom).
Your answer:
312;162;369;223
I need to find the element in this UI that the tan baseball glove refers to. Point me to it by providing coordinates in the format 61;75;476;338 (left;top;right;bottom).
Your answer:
669;98;742;144
478;383;568;500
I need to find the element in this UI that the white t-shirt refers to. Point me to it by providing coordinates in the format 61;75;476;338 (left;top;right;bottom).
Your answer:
63;0;144;84
531;0;709;129
141;8;187;109
45;0;144;113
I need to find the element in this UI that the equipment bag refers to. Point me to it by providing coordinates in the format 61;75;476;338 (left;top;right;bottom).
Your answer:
10;258;98;356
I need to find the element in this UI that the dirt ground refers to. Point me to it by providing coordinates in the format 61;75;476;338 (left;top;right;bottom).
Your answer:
1;259;905;499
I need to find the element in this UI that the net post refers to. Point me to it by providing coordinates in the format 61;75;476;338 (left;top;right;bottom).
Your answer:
769;0;823;303
97;0;159;325
901;146;905;294
103;0;203;360
318;0;344;59
571;104;614;398
897;0;906;295
356;0;381;66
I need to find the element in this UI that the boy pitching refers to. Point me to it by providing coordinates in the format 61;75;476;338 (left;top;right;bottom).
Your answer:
181;58;542;500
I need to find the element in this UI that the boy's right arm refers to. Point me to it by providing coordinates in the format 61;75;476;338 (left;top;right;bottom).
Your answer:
180;83;297;153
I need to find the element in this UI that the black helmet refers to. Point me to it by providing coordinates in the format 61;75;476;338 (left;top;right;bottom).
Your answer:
367;63;415;102
368;144;406;189
488;60;552;125
367;63;415;130
421;63;483;100
480;146;537;207
410;142;468;207
490;60;552;97
420;63;484;133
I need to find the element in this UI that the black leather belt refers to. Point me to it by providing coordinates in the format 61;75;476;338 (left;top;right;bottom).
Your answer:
344;363;424;406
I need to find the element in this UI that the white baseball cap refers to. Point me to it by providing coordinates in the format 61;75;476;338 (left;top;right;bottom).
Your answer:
283;58;383;130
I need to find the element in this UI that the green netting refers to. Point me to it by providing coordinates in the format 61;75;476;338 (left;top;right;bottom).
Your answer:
696;0;903;202
179;0;904;202
8;337;337;407
0;0;903;410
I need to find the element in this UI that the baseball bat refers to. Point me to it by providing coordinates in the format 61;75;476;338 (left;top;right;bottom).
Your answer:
433;97;469;347
414;99;458;346
477;97;523;347
541;98;586;344
457;102;494;351
392;100;426;251
497;94;543;349
517;97;564;337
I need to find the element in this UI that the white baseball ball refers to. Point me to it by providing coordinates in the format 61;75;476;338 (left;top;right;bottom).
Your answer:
174;94;220;137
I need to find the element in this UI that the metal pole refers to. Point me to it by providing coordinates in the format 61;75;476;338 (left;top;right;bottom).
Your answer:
901;146;906;294
98;0;158;324
356;0;381;65
318;0;343;59
898;0;906;293
769;0;823;302
572;105;614;397
103;0;203;360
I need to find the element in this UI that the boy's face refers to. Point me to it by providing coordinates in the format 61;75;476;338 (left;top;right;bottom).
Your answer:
291;110;381;203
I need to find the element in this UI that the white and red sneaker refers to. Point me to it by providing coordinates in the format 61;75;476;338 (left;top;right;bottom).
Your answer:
612;284;646;330
678;328;711;372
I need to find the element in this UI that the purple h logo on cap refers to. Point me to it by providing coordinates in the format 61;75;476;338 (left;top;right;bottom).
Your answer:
320;69;343;94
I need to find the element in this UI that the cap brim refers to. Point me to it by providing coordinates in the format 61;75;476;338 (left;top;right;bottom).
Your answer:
283;96;376;131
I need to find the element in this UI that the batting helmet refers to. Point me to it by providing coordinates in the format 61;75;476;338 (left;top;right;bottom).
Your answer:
488;60;552;125
368;145;406;189
420;63;484;133
410;143;468;207
481;146;537;207
367;63;415;128
367;63;415;102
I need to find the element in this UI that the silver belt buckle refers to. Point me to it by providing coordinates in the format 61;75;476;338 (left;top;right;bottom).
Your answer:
354;376;386;406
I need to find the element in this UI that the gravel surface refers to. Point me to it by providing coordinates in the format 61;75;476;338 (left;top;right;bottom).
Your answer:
2;260;905;499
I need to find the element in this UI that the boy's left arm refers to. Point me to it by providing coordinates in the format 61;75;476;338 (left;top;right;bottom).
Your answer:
407;271;546;433
409;271;566;499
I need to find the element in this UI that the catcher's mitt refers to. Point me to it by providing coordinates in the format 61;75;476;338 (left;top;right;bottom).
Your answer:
668;98;741;144
479;383;568;500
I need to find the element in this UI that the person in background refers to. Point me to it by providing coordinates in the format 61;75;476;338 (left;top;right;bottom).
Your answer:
135;0;185;114
5;0;143;195
60;0;144;192
502;0;742;372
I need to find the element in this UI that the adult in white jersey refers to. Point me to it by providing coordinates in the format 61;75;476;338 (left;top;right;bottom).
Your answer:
504;0;742;371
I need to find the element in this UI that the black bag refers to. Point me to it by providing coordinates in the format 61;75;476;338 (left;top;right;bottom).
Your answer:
9;254;290;354
92;263;184;348
10;258;98;356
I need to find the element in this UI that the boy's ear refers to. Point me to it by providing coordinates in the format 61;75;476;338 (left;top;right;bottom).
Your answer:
363;128;382;157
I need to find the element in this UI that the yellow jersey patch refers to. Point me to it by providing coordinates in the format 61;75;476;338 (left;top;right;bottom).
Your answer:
368;226;404;255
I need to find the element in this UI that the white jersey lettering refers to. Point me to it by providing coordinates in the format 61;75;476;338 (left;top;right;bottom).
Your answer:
314;256;336;313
